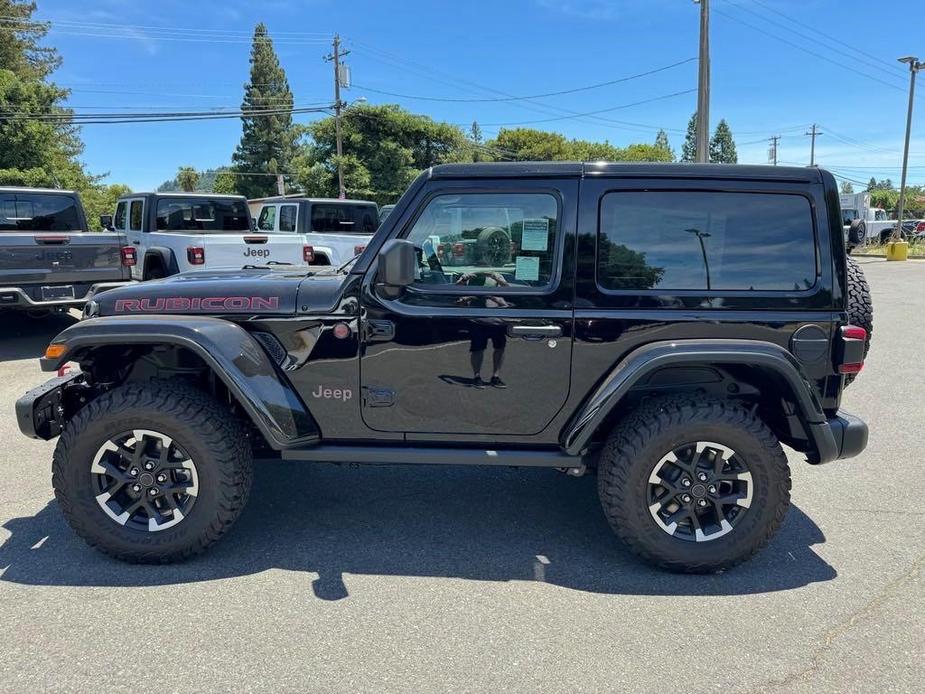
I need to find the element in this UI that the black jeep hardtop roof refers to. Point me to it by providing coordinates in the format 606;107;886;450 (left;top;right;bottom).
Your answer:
428;161;824;183
256;196;378;206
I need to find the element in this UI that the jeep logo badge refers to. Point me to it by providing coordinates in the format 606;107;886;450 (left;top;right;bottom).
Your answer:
243;248;270;258
311;385;352;402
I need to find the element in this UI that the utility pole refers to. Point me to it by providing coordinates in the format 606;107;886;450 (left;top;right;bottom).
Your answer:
895;56;923;242
325;34;349;199
804;123;822;166
768;135;780;166
694;0;710;163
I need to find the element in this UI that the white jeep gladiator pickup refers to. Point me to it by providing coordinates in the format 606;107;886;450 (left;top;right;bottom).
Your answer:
105;192;316;279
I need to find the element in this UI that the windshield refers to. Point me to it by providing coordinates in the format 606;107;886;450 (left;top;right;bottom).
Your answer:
0;194;82;232
310;203;378;234
155;198;250;232
842;208;858;226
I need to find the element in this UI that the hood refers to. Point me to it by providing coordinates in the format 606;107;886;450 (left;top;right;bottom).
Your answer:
92;268;344;317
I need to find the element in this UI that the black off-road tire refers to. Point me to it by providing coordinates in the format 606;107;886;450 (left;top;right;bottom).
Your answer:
476;226;512;266
845;255;873;386
52;382;253;563
597;394;791;573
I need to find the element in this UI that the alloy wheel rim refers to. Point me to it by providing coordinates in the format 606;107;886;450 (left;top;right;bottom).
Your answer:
91;429;198;532
646;441;753;543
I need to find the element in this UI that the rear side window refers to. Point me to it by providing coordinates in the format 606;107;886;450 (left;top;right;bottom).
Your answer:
0;194;82;232
597;191;817;292
129;200;143;231
310;203;378;234
155;198;251;232
279;204;297;232
114;201;127;230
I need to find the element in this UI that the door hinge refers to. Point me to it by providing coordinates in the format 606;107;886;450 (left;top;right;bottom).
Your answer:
363;386;395;408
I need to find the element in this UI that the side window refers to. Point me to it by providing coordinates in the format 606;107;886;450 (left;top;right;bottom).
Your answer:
129;200;143;232
597;191;817;292
279;204;297;232
403;192;559;290
257;205;276;231
114;201;127;230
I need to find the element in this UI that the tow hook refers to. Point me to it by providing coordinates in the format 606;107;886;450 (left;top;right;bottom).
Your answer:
559;463;587;477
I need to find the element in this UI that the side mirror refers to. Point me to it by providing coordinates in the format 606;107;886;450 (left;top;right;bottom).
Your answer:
99;214;113;230
376;239;415;297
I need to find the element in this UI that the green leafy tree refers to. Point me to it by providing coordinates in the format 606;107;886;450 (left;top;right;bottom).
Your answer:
212;170;238;195
488;128;571;160
231;23;297;199
681;112;698;162
0;1;61;80
709;119;737;164
176;166;199;192
81;183;131;230
840;181;854;195
654;129;675;161
294;104;467;204
867;177;877;192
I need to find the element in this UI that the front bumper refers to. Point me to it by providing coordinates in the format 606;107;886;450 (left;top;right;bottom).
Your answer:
0;281;134;309
808;409;868;464
15;372;83;440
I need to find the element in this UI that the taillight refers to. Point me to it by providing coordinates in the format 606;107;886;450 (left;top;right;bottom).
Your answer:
354;244;366;255
916;222;925;232
120;246;137;266
838;325;867;375
303;245;314;263
186;246;205;265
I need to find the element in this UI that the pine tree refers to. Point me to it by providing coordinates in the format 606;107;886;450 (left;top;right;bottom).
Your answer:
469;121;483;162
681;113;697;162
231;24;296;199
0;0;61;80
867;177;877;192
176;167;199;192
654;129;675;161
709;119;738;164
840;181;854;195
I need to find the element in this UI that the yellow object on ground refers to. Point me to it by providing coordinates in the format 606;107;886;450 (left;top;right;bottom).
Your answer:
886;241;909;261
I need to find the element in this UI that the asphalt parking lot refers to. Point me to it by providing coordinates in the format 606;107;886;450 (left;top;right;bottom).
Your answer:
1;258;922;693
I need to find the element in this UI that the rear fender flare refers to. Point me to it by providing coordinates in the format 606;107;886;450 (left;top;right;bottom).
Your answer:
561;339;831;460
143;247;178;277
41;315;319;449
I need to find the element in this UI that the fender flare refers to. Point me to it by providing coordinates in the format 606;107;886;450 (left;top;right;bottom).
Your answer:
41;315;319;450
561;339;832;460
143;246;179;277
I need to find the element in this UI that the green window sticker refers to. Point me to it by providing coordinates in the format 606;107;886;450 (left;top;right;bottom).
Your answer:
521;218;549;251
515;255;540;282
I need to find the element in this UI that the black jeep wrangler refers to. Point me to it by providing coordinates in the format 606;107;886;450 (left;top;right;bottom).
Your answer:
16;163;872;572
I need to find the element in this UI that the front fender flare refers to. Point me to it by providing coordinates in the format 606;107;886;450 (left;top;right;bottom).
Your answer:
561;339;829;457
41;315;319;449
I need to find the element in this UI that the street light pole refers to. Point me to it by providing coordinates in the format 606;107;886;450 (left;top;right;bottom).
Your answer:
894;56;923;242
694;0;710;163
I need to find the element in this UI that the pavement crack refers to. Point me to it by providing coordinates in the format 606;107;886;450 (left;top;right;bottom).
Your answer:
746;551;925;693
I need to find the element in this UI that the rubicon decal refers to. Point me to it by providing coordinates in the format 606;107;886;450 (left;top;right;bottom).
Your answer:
114;296;280;312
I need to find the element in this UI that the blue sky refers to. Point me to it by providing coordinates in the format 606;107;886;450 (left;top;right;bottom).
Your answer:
32;0;925;191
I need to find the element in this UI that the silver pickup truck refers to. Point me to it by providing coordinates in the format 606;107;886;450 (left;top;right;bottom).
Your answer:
0;187;134;315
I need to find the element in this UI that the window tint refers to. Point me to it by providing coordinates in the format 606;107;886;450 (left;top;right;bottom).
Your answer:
279;204;297;232
257;206;276;231
129;200;143;231
310;203;378;234
155;198;250;232
403;193;558;290
597;191;816;292
0;194;82;232
114;201;127;230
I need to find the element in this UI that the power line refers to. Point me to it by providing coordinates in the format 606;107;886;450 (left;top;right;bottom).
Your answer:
0;16;332;37
0;106;333;125
352;57;696;103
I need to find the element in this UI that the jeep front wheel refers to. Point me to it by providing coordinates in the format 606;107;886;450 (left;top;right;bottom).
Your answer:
597;395;790;572
52;382;253;563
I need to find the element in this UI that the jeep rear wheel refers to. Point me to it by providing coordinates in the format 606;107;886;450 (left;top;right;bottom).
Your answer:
52;382;253;563
597;395;791;572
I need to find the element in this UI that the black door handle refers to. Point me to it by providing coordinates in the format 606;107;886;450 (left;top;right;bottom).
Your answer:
509;325;563;338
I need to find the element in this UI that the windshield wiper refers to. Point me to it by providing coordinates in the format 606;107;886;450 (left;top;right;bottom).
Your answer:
241;260;295;270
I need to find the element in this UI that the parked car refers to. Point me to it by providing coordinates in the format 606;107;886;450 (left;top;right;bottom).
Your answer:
252;197;379;266
105;192;316;280
378;204;396;224
840;191;896;244
19;162;871;573
0;187;134;316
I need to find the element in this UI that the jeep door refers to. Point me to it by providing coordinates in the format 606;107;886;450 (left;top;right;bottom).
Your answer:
359;179;577;437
